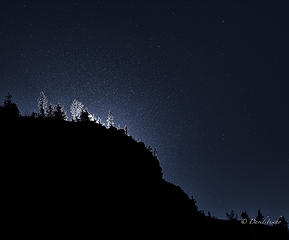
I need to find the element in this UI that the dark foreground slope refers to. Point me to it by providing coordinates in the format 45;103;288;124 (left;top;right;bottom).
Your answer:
1;117;288;239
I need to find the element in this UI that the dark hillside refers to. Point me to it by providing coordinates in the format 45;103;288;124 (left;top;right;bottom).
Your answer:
1;117;196;237
1;108;288;239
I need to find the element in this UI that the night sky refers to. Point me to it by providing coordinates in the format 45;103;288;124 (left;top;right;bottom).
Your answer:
1;1;288;221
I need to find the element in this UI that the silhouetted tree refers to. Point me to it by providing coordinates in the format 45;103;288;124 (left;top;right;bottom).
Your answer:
70;99;84;121
241;211;250;223
208;211;212;218
47;104;54;119
153;148;158;158
148;146;153;153
106;110;114;128
226;210;238;221
79;109;90;122
4;93;12;106
53;104;67;121
124;125;128;135
256;210;264;222
38;91;48;117
31;112;37;119
190;196;198;213
1;93;20;119
274;216;289;233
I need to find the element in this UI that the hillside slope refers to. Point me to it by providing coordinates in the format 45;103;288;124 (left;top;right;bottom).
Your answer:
1;116;288;239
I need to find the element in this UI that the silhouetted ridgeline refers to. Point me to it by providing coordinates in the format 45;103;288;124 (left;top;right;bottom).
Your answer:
1;96;288;239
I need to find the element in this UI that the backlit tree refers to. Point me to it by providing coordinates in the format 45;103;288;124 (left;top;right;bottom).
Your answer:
106;110;114;128
47;104;54;119
38;91;48;117
96;117;103;125
70;99;84;121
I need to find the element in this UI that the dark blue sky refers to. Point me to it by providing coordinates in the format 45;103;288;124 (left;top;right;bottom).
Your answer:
1;0;288;221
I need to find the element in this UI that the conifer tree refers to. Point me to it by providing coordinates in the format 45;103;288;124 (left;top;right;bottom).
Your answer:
124;125;128;135
153;148;158;158
4;93;12;106
241;211;249;221
256;210;264;222
106;110;114;128
53;104;67;121
38;91;48;117
275;216;289;232
47;104;54;119
2;93;20;119
70;99;84;121
191;196;198;213
79;109;90;122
